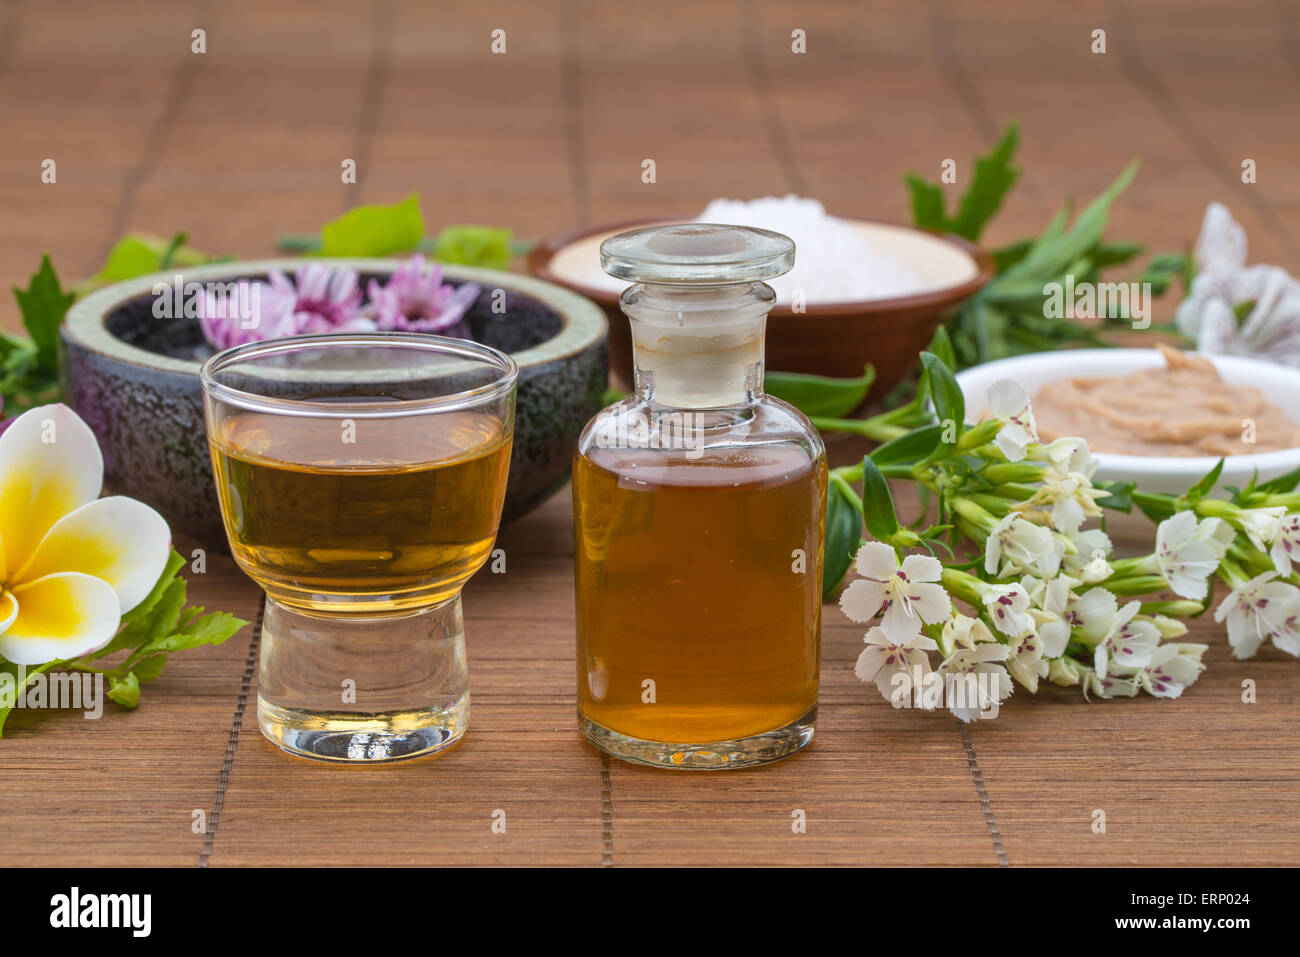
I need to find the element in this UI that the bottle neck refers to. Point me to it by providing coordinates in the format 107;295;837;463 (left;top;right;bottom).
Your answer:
622;281;772;409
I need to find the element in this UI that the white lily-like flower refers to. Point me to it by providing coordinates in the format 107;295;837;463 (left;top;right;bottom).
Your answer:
1235;506;1286;552
984;513;1064;579
839;542;951;639
1135;643;1207;699
1067;585;1119;644
1270;514;1300;576
1005;630;1048;693
1154;511;1233;600
987;378;1037;462
938;613;997;657
1023;575;1072;657
1150;615;1189;639
1094;600;1161;678
1084;669;1140;699
1062;528;1113;583
938;644;1012;721
1043;436;1099;479
1028;473;1107;536
1213;570;1300;658
854;625;939;702
972;581;1032;639
1047;655;1083;687
1176;264;1300;368
1191;201;1248;276
0;405;172;665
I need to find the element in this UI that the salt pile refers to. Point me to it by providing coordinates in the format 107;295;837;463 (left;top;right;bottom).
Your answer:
694;195;922;304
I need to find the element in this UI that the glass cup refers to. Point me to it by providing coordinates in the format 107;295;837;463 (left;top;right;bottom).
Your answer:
200;333;517;763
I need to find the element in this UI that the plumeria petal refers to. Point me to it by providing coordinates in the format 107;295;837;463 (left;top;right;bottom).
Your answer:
18;496;171;615
0;405;103;570
0;572;120;665
0;590;17;632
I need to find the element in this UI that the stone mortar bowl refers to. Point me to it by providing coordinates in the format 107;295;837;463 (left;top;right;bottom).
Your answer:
61;258;608;547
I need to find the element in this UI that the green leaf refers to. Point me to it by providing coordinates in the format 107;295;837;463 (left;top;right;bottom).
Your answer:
949;123;1020;241
905;174;948;232
991;238;1033;273
999;161;1138;286
133;655;168;683
871;423;944;467
121;550;187;626
1138;251;1189;296
920;351;965;434
1255;465;1300;495
12;255;75;374
925;326;957;373
823;479;862;600
904;123;1020;242
860;455;901;541
107;672;141;709
94;233;211;283
0;660;55;737
1094;479;1135;513
144;610;246;654
433;225;513;270
1185;458;1226;502
766;365;875;418
320;193;424;257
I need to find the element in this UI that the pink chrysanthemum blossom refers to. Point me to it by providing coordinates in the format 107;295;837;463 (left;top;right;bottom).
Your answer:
266;263;371;335
198;280;287;351
198;265;374;351
365;255;480;334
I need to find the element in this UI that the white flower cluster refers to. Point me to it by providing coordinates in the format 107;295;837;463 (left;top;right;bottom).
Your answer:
842;378;1282;721
1175;202;1300;368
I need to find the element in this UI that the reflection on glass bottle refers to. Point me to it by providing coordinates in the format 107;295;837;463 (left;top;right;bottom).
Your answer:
573;223;827;769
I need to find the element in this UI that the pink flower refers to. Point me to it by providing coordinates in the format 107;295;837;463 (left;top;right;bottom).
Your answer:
198;265;374;351
198;280;286;351
267;263;371;335
365;255;479;334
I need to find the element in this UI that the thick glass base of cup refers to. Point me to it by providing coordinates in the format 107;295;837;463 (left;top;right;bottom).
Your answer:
256;594;469;763
578;707;816;770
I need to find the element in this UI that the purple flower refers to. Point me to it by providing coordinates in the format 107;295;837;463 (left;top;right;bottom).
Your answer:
266;263;371;334
365;255;479;334
198;265;375;351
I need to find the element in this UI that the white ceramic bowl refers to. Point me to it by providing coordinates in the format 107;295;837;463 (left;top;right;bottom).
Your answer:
955;349;1300;495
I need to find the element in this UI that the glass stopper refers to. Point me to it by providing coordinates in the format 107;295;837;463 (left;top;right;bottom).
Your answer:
600;223;795;285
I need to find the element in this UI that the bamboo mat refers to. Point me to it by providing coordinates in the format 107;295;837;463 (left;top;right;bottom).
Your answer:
1;0;1298;866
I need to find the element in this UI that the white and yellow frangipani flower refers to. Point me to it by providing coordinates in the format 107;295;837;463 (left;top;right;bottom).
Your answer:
0;404;170;666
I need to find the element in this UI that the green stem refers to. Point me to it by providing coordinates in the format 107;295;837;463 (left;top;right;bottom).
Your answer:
809;416;909;442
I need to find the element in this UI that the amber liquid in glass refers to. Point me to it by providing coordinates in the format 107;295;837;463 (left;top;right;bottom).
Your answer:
210;408;512;613
574;444;826;745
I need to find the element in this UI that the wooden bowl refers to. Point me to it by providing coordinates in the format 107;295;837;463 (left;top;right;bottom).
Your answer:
61;259;608;547
530;216;994;400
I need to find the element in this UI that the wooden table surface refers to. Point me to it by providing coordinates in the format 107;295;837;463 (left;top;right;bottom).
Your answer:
2;0;1298;867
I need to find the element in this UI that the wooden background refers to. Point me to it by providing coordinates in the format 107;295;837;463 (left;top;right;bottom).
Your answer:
1;0;1298;866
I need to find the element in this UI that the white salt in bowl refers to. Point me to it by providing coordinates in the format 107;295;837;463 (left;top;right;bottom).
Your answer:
956;348;1300;496
531;216;994;402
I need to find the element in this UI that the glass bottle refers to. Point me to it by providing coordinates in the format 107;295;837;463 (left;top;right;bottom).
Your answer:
572;223;827;769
